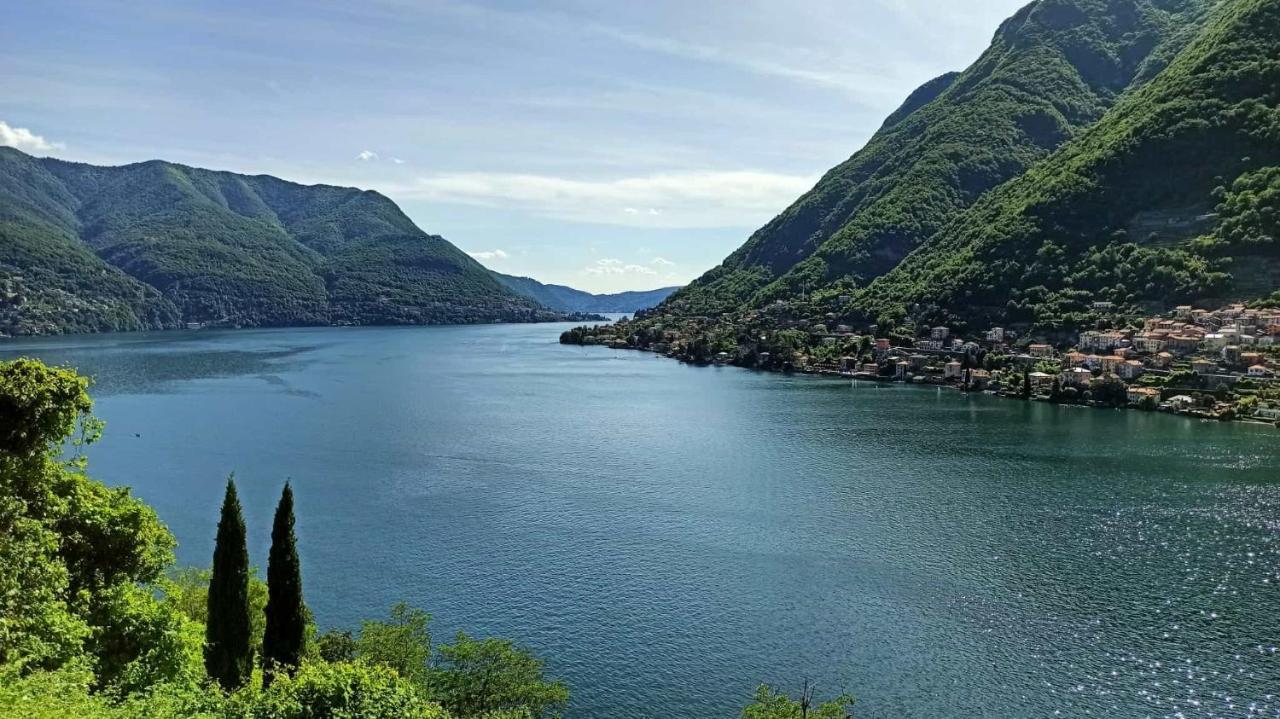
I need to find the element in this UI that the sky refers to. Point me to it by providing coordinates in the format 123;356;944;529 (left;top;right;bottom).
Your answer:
0;0;1028;293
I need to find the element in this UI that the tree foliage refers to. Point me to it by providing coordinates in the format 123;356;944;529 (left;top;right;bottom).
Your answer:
206;479;252;691
263;483;305;683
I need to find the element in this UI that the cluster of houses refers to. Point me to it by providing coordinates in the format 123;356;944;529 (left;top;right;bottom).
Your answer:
841;304;1280;420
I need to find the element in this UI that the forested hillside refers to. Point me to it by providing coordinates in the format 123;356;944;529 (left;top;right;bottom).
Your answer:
492;272;679;314
0;149;576;335
851;0;1280;333
578;0;1278;358
656;0;1215;318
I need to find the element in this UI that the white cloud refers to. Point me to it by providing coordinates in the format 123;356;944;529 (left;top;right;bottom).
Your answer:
584;258;658;276
357;150;378;161
581;257;681;278
384;170;815;228
467;248;509;261
391;157;405;164
0;120;64;152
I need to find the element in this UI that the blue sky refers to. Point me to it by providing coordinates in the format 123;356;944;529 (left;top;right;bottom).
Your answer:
1;0;1027;293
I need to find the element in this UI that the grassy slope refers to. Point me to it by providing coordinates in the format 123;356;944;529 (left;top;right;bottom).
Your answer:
852;0;1279;334
656;0;1213;318
0;149;566;333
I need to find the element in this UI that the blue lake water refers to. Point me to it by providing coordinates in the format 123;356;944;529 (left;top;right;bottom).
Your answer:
3;323;1279;718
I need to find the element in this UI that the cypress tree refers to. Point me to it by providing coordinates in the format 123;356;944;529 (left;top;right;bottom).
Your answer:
263;482;305;685
206;477;252;691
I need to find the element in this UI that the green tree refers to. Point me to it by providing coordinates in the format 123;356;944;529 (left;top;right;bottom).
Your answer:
263;483;305;684
205;478;252;691
234;660;447;719
741;683;854;719
163;566;269;658
314;630;357;663
431;631;569;719
0;358;183;688
355;603;432;688
1021;369;1032;399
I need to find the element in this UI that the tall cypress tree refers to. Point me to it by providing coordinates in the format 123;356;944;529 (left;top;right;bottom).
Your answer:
263;482;305;685
206;477;252;691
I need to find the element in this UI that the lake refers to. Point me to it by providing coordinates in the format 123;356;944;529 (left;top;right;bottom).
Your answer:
3;323;1278;718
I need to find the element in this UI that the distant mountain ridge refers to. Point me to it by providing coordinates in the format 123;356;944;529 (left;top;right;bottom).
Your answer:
0;148;581;335
492;272;679;313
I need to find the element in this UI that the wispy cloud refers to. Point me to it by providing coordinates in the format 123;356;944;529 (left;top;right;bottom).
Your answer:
385;170;815;228
357;150;378;161
651;256;675;267
0;120;64;152
585;24;906;98
467;248;509;261
584;258;657;276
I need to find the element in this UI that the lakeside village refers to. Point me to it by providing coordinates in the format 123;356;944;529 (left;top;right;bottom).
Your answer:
565;303;1280;426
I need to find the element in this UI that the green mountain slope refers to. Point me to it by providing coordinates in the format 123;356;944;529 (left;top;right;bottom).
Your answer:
0;148;573;335
658;0;1214;318
492;272;680;313
852;0;1280;334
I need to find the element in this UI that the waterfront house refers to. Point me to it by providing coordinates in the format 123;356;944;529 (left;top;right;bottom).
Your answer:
969;369;991;390
1028;343;1054;359
1248;364;1272;378
1100;355;1125;374
1084;354;1104;370
1060;367;1093;388
1150;351;1175;368
1127;386;1161;405
1065;351;1087;367
1028;372;1055;393
986;327;1005;343
1118;360;1144;380
1166;394;1196;410
895;360;910;380
944;361;963;380
930;326;950;340
1174;305;1193;320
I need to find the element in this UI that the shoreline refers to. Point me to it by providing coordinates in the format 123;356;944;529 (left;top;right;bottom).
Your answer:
0;313;609;341
604;342;1280;429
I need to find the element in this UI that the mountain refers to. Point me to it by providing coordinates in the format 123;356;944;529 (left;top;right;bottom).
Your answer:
492;272;679;313
656;0;1216;319
580;0;1279;360
0;148;579;335
851;0;1280;334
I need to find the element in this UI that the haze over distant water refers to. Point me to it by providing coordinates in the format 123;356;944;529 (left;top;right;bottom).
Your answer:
3;324;1278;718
